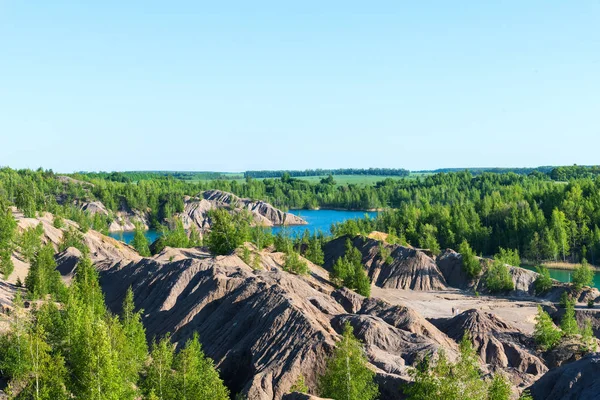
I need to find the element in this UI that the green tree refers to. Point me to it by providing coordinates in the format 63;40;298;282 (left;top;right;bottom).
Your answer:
145;335;176;400
59;226;86;253
131;223;151;256
120;287;148;382
11;323;69;400
283;251;309;275
290;374;309;394
173;333;229;400
331;241;371;297
572;258;594;291
0;203;17;278
404;334;493;400
419;224;441;256
305;236;325;265
488;374;512;400
485;261;514;293
459;240;481;278
533;305;562;350
550;209;570;261
206;209;250;255
18;223;44;262
25;243;65;300
534;266;553;294
560;301;579;336
580;318;597;353
319;322;379;400
494;248;520;267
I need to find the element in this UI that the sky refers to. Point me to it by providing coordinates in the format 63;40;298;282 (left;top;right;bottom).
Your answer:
1;1;599;173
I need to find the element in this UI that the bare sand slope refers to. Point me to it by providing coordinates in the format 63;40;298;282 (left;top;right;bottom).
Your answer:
371;286;543;334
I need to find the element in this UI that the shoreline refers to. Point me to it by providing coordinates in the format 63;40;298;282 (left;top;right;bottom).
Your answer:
521;261;600;272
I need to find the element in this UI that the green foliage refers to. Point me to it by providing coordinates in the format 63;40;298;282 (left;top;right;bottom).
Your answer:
485;261;514;293
519;390;534;400
488;374;512;400
580;318;597;353
283;251;309;275
459;240;481;278
59;226;87;253
572;259;594;291
290;374;309;394
404;334;508;400
331;240;371;297
494;247;520;267
378;242;393;265
0;203;17;278
560;301;579;336
173;333;229;400
131;223;151;257
274;230;292;254
319;322;379;400
559;291;575;309
2;245;229;400
24;243;66;301
188;225;202;247
121;287;149;382
53;214;64;229
419;224;441;256
304;234;325;265
534;266;553;294
534;305;562;350
249;225;273;250
205;209;251;255
154;219;191;253
18;223;44;262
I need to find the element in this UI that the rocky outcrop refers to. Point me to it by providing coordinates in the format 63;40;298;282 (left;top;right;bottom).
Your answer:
179;190;306;234
80;201;109;216
527;354;600;400
436;249;473;289
323;236;448;291
108;210;150;232
202;190;306;226
434;309;547;386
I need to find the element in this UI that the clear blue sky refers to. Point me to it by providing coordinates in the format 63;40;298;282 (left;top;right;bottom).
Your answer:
1;1;599;173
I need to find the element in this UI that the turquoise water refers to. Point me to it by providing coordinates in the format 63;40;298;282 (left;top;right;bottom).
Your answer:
521;265;600;289
109;209;378;244
272;209;378;237
109;229;161;245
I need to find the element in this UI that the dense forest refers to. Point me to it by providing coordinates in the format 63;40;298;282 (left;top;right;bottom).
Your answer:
2;166;600;265
243;168;411;178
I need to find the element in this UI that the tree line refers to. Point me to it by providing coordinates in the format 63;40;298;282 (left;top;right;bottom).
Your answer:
244;168;411;179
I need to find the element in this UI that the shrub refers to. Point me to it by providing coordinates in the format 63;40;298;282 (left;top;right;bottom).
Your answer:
534;266;553;294
459;240;481;278
534;305;562;350
283;251;309;275
572;259;594;291
485;261;514;293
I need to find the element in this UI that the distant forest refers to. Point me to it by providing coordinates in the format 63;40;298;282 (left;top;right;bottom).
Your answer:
243;168;411;178
74;165;600;183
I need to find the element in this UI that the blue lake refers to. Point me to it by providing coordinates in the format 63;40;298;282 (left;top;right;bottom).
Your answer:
272;209;378;237
109;209;377;244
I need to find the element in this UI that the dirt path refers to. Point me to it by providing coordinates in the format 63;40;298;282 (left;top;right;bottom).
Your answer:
372;287;544;334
